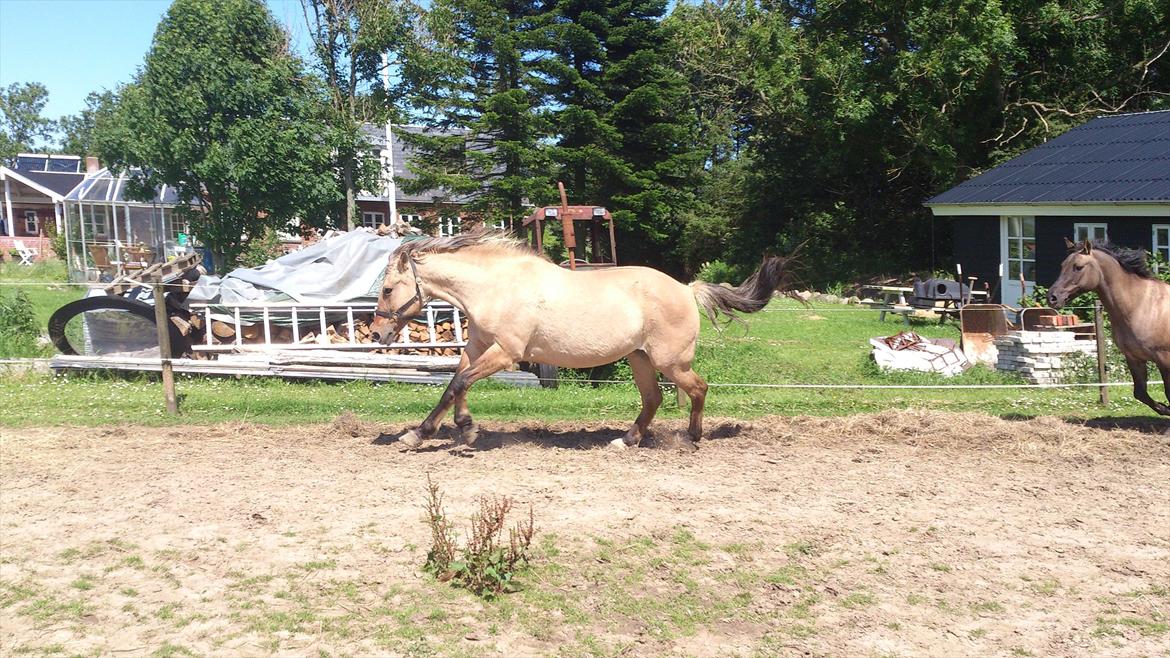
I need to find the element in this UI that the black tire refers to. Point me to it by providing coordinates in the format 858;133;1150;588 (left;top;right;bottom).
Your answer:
48;295;190;358
536;362;558;388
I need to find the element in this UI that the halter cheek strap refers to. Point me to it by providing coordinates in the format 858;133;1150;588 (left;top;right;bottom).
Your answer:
374;257;425;324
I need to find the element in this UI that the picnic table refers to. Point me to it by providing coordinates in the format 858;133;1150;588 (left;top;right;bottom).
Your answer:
860;285;988;325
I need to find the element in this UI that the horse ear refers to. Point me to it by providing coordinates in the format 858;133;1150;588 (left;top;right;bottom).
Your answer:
1080;240;1093;255
1064;237;1076;251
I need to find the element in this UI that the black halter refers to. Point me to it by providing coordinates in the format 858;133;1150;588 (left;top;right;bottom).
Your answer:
374;257;425;325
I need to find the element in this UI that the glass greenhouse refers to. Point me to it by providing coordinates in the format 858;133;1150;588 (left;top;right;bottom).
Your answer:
63;168;192;282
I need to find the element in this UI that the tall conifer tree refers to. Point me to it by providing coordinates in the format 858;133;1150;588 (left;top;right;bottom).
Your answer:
399;0;552;229
541;0;698;269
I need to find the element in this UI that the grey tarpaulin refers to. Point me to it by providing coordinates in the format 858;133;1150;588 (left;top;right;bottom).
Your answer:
188;230;404;307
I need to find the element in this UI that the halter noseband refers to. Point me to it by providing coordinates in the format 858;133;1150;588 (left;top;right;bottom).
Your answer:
374;257;425;325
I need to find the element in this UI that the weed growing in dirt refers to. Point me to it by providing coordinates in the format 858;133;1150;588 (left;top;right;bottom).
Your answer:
422;475;536;599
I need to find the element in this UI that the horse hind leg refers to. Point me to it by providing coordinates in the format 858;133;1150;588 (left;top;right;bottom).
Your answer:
1154;360;1170;417
614;350;663;448
1126;356;1170;417
660;364;709;445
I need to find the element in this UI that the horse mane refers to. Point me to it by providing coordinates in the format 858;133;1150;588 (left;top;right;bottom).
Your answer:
1090;239;1156;280
394;227;540;268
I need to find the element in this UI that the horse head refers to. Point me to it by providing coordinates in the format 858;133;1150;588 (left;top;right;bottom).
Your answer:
370;251;428;345
1047;238;1102;309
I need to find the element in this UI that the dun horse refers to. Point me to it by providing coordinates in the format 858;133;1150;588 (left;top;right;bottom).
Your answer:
369;229;795;449
1047;239;1170;416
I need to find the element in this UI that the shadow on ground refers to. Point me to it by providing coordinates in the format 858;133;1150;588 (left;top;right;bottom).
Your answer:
368;420;750;452
1078;416;1170;435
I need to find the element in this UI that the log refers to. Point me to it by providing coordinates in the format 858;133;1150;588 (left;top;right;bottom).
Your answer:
211;320;235;338
170;315;192;336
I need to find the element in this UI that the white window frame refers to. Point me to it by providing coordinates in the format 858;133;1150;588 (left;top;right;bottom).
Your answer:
23;210;38;234
1004;216;1036;281
84;205;109;237
1153;224;1170;272
439;216;461;237
1000;215;1036;306
1073;222;1108;244
400;213;421;228
361;211;385;229
165;209;189;242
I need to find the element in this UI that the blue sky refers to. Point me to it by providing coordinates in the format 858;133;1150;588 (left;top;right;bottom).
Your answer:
0;0;310;128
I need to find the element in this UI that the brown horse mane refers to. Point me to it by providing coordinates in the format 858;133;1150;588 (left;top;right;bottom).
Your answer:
1088;240;1156;280
394;228;541;269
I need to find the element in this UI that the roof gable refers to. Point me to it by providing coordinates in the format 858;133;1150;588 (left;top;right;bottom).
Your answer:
928;110;1170;206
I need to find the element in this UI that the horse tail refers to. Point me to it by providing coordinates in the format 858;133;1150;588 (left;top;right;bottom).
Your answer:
690;255;802;328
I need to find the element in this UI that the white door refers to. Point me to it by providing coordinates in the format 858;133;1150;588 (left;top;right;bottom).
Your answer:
1001;216;1036;307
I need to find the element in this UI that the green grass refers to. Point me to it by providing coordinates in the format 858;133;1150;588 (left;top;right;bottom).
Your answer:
0;297;1164;426
0;261;83;358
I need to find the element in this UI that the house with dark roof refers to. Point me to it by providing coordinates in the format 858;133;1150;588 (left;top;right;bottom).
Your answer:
357;124;489;236
0;154;87;236
0;154;89;261
926;109;1170;306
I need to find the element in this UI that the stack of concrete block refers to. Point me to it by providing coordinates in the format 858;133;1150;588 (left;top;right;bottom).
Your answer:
994;331;1097;384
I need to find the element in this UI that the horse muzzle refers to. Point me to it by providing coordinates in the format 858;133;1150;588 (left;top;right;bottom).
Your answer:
370;316;406;345
1047;290;1066;309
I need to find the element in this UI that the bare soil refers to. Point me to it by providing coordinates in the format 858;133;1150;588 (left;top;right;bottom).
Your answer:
2;411;1169;657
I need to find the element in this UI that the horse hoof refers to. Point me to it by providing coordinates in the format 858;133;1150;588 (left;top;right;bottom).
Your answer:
460;425;479;447
608;438;628;450
399;429;423;449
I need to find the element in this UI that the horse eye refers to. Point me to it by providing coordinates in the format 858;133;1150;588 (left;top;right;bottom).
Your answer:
1074;265;1084;272
383;287;392;296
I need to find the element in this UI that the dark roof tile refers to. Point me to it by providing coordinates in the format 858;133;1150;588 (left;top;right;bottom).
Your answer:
928;110;1170;205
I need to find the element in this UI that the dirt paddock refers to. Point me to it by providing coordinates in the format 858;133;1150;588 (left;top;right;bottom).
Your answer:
2;411;1168;657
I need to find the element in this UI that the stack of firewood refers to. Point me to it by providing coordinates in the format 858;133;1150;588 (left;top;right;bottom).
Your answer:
192;314;468;356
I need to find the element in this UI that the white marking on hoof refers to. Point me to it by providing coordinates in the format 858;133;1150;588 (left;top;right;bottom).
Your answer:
399;429;423;449
608;438;628;450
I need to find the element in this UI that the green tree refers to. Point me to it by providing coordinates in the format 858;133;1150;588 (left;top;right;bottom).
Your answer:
670;0;1170;284
94;0;341;271
0;82;55;164
301;0;412;229
398;0;553;229
541;0;701;271
57;90;115;157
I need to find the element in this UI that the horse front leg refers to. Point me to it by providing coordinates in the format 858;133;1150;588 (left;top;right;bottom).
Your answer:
398;343;515;449
452;337;489;446
1125;356;1170;417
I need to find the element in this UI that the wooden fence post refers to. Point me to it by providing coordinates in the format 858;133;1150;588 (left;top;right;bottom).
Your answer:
1094;299;1108;406
153;276;179;415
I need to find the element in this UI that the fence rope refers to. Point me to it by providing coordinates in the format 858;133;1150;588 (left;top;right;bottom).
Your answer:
0;281;1103;312
551;379;1163;390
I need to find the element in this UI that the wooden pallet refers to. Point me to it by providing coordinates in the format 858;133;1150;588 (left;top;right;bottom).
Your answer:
103;252;202;296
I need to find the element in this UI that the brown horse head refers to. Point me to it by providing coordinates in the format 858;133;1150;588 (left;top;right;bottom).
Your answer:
1047;239;1101;309
369;250;427;344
